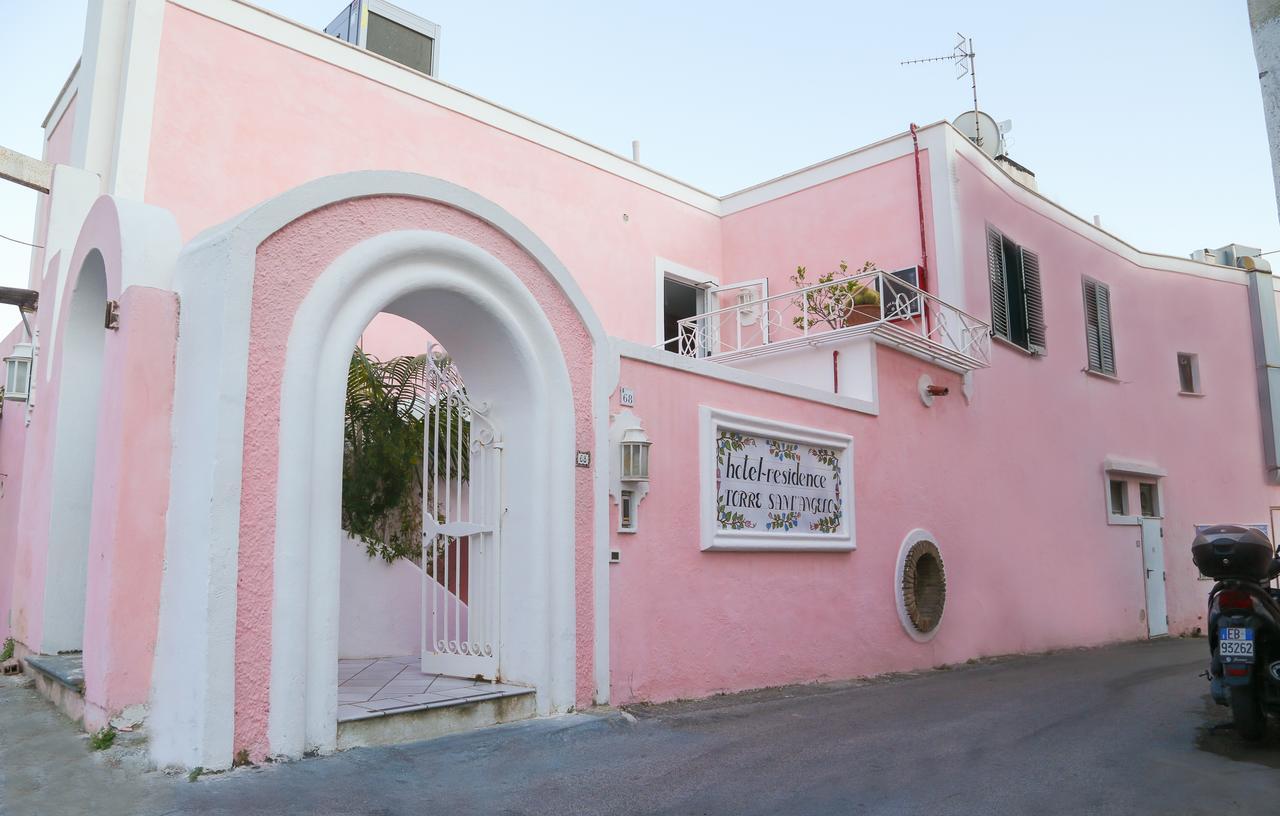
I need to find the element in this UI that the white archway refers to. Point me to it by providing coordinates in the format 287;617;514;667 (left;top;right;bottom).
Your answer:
151;172;615;769
271;231;578;755
40;250;108;652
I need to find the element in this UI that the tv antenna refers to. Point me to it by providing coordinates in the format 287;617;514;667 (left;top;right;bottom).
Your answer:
901;34;982;149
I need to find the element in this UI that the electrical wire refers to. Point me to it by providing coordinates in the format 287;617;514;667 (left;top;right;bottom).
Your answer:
0;233;43;250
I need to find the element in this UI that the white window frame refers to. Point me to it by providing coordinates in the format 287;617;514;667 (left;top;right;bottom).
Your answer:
699;406;854;552
655;257;718;348
1103;458;1166;526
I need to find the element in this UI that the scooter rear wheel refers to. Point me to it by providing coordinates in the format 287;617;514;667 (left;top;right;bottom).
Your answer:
1230;684;1266;741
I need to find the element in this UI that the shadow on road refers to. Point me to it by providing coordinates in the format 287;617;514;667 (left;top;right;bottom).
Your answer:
1194;694;1280;768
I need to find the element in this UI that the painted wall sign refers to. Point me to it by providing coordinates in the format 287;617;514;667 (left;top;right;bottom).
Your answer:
699;407;854;551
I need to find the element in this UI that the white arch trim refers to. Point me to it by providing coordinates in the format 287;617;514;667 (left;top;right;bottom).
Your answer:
151;172;615;769
272;230;577;755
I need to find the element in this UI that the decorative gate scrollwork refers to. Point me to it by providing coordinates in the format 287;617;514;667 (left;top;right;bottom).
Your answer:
420;345;502;679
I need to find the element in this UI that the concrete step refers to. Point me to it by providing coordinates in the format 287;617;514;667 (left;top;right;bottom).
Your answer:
337;687;536;750
24;652;86;724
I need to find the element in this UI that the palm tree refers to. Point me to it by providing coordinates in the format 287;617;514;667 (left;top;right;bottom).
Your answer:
343;348;468;563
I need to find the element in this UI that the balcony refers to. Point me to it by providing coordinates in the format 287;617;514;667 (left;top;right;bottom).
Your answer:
661;269;991;373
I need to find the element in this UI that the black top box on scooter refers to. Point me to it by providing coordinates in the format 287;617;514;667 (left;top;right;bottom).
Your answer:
1192;525;1277;581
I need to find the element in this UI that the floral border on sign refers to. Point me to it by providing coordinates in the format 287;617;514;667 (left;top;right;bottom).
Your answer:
807;446;843;533
767;439;800;462
716;430;757;530
766;511;801;531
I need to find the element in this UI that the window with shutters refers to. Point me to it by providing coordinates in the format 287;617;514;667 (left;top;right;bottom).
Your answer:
985;225;1046;354
1081;276;1116;377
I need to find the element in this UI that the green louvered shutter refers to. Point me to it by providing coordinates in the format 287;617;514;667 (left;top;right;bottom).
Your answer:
1083;278;1102;371
1095;280;1115;375
1082;277;1115;375
1021;248;1046;354
987;226;1009;340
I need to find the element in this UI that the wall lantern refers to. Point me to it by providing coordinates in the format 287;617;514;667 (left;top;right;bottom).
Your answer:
4;343;33;402
620;426;651;482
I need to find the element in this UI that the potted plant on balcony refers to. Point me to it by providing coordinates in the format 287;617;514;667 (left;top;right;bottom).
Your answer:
790;260;880;330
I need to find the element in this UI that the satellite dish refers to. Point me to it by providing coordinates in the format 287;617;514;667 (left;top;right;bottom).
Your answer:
953;110;1004;158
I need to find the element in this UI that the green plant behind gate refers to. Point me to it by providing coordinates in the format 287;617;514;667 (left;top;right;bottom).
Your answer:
343;348;468;563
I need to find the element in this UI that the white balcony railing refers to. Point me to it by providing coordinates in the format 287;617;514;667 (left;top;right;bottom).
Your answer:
662;270;991;372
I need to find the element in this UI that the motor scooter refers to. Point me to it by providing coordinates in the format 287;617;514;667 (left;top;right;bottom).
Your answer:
1193;525;1280;740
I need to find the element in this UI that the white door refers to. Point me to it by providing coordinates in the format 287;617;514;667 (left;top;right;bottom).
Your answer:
421;349;503;679
1140;518;1168;637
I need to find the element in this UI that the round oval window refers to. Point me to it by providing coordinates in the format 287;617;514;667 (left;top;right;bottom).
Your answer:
902;540;946;634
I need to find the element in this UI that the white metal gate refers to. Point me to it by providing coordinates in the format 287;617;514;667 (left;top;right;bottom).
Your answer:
420;347;503;679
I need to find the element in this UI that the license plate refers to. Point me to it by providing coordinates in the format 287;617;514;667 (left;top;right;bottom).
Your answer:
1220;627;1255;663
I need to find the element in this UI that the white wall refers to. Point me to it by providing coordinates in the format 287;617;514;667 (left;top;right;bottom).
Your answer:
729;335;877;405
338;533;421;659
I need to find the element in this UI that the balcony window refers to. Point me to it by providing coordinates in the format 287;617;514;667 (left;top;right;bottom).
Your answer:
986;225;1046;354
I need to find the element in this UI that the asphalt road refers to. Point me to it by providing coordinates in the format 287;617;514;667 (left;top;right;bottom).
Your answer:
3;637;1279;815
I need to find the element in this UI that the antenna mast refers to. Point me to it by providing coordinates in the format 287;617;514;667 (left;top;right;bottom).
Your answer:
901;34;980;149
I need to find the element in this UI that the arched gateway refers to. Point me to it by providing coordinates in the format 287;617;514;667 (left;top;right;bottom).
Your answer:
149;173;612;769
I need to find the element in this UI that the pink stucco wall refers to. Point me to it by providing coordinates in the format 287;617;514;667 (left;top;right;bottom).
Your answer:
238;195;597;759
721;152;933;297
7;254;70;651
80;285;177;730
608;152;1280;703
0;325;31;644
144;3;720;347
359;312;434;360
612;333;1277;704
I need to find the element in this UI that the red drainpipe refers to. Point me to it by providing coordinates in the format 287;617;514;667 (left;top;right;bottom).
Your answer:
910;123;930;292
833;349;840;394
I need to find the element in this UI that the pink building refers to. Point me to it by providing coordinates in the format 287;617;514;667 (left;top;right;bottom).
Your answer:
3;0;1280;770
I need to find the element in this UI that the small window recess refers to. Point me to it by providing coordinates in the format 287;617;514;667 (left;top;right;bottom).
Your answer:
1108;478;1128;517
1138;482;1161;518
1103;458;1165;526
1177;352;1202;396
619;490;636;532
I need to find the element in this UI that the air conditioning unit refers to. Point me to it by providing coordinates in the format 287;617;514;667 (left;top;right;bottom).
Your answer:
326;1;440;77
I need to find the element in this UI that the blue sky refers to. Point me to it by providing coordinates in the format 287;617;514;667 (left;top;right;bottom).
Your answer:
1;1;1276;334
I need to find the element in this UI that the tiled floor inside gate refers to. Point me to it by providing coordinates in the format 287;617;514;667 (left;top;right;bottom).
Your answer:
336;656;531;722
